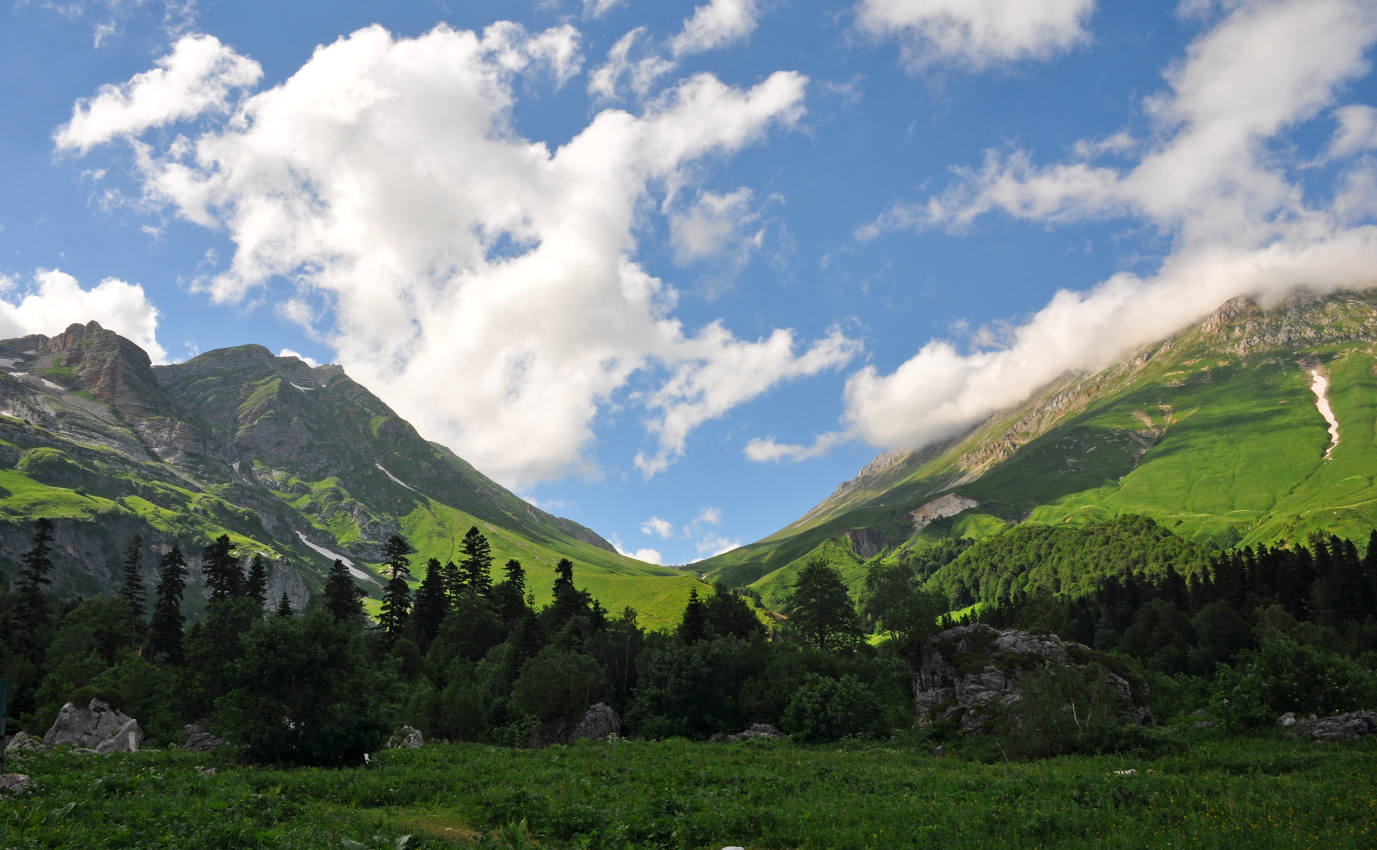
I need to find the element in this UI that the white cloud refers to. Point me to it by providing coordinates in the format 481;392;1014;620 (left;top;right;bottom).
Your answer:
857;0;1098;70
54;33;261;154
631;547;665;564
1327;104;1377;160
744;429;851;462
670;0;760;57
278;347;319;367
693;506;722;526
589;27;675;101
692;532;740;559
669;187;757;264
844;0;1377;456
584;0;625;18
0;269;166;362
641;516;675;538
74;24;834;487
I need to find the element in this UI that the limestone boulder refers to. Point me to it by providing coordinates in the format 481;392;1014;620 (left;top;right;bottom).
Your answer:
42;699;144;753
4;731;41;752
387;725;424;749
570;703;620;742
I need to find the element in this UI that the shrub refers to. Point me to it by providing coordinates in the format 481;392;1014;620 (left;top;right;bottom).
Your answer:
782;673;886;742
993;662;1145;759
1209;635;1377;731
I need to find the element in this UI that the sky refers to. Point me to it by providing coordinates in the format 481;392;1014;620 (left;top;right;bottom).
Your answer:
3;0;1377;566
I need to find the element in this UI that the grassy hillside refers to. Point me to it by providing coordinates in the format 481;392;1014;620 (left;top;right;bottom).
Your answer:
701;291;1377;607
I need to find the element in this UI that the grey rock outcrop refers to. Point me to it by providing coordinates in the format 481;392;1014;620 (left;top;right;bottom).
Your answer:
1288;710;1377;742
4;731;40;752
0;774;34;795
570;703;620;741
915;624;1151;734
182;722;228;752
42;699;143;753
387;725;424;749
720;723;785;742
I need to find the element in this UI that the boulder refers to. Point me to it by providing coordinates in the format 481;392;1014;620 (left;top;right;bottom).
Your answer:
4;731;41;752
387;725;424;749
42;699;144;753
719;723;785;742
0;774;34;795
1289;710;1377;742
182;722;228;752
570;703;620;742
915;624;1152;734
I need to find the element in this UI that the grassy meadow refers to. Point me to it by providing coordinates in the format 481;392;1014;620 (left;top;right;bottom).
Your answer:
3;733;1374;849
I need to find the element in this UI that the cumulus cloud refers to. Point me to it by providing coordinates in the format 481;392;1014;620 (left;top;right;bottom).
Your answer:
1326;104;1377;160
693;532;740;559
856;0;1098;70
631;547;665;564
71;24;837;487
744;429;851;462
54;33;261;153
641;516;675;538
669;187;759;264
278;347;319;367
670;0;760;57
0;269;166;361
841;0;1377;456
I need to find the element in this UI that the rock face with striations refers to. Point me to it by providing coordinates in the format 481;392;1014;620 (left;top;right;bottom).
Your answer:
42;699;144;753
915;625;1152;734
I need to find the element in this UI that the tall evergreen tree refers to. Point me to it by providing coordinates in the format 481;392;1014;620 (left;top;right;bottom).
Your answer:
460;526;493;599
378;534;413;643
412;557;449;650
148;546;189;664
504;558;526;598
322;559;365;624
275;592;294;618
442;560;464;604
16;517;56;655
677;587;708;643
119;534;146;621
246;554;269;610
784;556;864;653
201;535;243;603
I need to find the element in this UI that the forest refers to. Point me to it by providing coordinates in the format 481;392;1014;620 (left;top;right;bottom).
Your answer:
1;514;1375;766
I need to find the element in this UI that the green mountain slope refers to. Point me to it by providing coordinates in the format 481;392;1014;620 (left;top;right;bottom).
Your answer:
0;321;697;628
702;289;1377;606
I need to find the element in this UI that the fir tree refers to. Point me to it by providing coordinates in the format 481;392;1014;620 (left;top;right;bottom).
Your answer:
677;586;707;643
442;560;464;604
412;557;449;650
148;546;189;663
275;592;294;618
16;517;56;654
460;526;493;599
323;559;365;624
504;558;526;598
246;554;269;610
378;534;413;643
202;535;243;604
119;534;146;621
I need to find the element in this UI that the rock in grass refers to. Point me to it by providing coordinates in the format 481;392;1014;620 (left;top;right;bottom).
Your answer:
4;731;41;752
0;774;34;795
42;699;143;753
388;725;424;749
570;703;620;742
182;722;229;752
1289;710;1377;742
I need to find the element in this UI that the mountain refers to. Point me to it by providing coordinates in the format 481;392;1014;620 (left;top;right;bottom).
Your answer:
0;321;697;627
702;288;1377;606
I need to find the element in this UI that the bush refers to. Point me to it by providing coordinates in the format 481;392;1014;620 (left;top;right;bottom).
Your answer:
782;674;886;742
993;662;1145;759
1208;635;1377;731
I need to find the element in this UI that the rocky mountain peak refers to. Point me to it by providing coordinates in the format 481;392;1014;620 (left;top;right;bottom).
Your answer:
35;320;172;418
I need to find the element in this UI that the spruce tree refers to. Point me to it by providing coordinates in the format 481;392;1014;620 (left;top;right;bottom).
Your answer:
323;559;365;624
442;560;464;604
504;558;526;598
677;586;707;643
202;534;243;603
246;554;269;610
148;546;189;663
16;517;56;655
275;592;294;618
119;534;147;620
412;557;449;650
378;534;413;643
460;526;493;599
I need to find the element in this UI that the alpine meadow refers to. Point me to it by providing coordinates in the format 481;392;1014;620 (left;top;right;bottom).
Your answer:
3;1;1377;849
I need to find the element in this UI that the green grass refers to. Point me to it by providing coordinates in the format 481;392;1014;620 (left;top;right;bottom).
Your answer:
2;735;1374;849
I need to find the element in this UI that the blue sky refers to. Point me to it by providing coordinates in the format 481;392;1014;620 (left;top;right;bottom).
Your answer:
3;0;1377;565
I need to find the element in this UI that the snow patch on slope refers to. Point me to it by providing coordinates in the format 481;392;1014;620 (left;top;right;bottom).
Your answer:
375;462;419;494
1309;369;1340;460
295;531;378;584
0;357;19;369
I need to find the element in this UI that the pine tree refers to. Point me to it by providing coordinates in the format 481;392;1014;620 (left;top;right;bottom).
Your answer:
275;592;294;618
442;560;464;603
119;534;147;620
460;526;493;599
504;558;526;598
246;554;269;610
148;546;189;663
412;557;449;650
323;559;365;624
202;534;243;604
